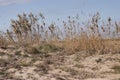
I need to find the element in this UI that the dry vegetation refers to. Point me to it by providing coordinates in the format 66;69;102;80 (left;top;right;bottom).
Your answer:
0;12;120;80
0;12;120;54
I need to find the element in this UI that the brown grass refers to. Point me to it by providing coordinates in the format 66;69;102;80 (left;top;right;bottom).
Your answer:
0;12;120;54
0;31;8;47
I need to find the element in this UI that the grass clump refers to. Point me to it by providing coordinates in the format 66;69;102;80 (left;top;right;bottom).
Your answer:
0;31;8;47
25;43;62;54
112;65;120;74
0;52;5;56
26;47;40;54
17;61;31;67
38;43;62;53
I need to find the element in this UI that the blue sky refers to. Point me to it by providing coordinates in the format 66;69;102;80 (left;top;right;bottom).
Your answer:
0;0;120;31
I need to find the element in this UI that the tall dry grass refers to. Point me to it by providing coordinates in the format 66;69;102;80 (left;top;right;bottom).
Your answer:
0;12;120;54
0;31;8;47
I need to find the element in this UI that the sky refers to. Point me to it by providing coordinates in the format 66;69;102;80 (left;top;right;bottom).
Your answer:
0;0;120;31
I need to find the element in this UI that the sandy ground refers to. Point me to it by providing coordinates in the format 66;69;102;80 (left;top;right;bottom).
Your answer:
0;47;120;80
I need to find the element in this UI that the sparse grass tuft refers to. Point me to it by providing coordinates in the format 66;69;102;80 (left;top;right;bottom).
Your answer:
38;43;62;53
112;65;120;74
26;47;40;54
17;61;31;67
